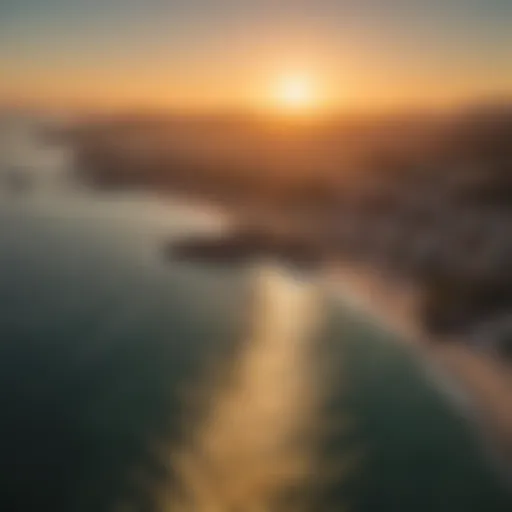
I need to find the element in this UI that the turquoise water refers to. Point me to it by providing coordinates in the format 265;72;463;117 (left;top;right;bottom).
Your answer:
0;122;510;510
322;301;511;511
0;190;509;511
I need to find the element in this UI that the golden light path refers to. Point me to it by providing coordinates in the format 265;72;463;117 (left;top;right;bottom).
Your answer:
168;264;331;511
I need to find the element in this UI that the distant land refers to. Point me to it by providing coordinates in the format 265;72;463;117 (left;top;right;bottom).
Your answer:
60;102;512;359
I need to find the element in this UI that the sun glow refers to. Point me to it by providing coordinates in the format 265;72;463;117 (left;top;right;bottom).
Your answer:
274;75;316;111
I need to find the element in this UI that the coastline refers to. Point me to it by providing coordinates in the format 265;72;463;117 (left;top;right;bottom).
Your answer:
165;195;512;484
325;261;512;482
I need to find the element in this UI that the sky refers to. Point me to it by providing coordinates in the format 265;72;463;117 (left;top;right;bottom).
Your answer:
1;0;511;112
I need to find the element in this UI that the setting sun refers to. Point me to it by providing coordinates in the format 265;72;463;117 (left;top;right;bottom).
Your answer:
275;75;316;111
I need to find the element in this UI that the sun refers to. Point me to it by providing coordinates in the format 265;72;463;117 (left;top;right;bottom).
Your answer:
274;75;316;111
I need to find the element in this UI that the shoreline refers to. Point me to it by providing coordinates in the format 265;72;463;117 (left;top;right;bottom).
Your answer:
325;261;512;483
165;198;512;485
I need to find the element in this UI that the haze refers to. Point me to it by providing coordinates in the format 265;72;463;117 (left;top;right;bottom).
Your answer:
1;0;511;113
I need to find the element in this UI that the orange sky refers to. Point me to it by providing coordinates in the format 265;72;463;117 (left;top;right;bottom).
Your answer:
1;1;511;113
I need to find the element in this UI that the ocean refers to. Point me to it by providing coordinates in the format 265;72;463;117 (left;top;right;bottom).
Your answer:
0;117;509;511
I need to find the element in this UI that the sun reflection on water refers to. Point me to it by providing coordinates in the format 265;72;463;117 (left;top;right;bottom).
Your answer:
167;264;327;511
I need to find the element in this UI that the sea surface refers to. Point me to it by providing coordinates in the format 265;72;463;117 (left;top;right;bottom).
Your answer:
0;117;510;511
